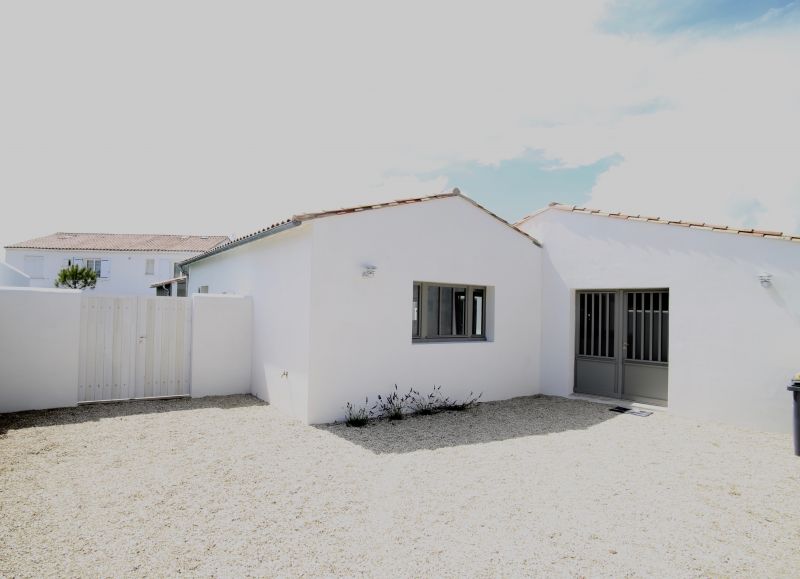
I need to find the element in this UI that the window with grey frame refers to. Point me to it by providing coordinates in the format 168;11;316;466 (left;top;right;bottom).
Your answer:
413;282;486;341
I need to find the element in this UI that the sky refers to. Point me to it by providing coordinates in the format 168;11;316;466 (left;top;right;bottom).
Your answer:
1;0;799;253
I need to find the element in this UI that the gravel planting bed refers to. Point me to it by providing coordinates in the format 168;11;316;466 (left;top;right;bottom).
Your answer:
1;394;799;577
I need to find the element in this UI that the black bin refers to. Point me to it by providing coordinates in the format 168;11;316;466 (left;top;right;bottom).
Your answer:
789;379;800;456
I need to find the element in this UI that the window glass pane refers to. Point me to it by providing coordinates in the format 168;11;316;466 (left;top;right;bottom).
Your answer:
626;301;634;359
644;304;651;360
425;285;438;338
454;288;466;335
589;294;601;356
438;287;453;336
472;288;485;337
412;284;420;337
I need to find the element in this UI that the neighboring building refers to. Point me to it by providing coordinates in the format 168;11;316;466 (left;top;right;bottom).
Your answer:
5;233;228;295
0;260;30;287
180;190;800;432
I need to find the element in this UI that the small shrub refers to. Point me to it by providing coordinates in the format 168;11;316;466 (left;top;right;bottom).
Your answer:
345;397;371;427
439;391;483;412
409;385;448;415
373;384;411;420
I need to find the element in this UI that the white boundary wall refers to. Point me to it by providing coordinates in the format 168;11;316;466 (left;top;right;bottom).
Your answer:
1;290;253;413
0;288;82;412
191;294;253;397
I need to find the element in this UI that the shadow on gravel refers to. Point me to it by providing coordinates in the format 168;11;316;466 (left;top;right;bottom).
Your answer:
315;395;620;454
0;394;265;436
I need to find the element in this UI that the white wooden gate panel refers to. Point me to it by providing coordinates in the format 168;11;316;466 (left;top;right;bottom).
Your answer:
79;296;191;402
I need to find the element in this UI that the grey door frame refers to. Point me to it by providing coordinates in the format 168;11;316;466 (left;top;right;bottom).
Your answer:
574;288;669;405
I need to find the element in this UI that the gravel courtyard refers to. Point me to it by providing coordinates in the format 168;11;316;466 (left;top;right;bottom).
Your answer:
1;395;798;577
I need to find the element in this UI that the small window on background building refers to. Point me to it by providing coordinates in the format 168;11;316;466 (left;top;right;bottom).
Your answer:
84;259;110;278
198;285;209;294
145;259;155;275
413;282;487;341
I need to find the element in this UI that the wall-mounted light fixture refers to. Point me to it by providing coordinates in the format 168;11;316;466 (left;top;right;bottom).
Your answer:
362;265;377;278
758;273;773;288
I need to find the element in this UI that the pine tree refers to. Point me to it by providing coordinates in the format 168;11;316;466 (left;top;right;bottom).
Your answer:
54;264;97;290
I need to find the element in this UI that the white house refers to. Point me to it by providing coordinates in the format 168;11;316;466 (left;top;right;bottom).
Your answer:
181;192;543;424
516;203;800;432
4;232;228;295
180;191;800;432
0;260;30;287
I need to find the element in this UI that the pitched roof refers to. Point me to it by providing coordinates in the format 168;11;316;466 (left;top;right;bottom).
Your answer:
5;232;230;253
515;202;800;244
181;189;541;266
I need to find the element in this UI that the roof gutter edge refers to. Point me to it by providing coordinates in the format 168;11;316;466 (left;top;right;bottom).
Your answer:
180;220;302;268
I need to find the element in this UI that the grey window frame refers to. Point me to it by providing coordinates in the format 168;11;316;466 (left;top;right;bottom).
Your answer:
413;282;487;342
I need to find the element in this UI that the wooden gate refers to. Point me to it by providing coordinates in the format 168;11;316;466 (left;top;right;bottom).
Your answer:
78;296;192;402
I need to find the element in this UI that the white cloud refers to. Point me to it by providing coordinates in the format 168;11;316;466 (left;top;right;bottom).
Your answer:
0;0;798;253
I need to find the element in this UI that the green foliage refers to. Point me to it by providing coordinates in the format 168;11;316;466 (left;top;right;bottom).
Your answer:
54;265;97;290
372;384;412;420
344;385;484;425
437;391;483;412
345;398;372;427
409;385;448;415
410;386;483;414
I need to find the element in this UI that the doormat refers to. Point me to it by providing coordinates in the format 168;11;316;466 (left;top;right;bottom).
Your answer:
609;406;652;417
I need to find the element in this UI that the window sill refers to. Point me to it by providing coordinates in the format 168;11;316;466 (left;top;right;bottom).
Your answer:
412;337;488;344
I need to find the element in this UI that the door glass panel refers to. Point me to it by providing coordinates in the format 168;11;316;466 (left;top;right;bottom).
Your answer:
644;303;651;360
626;295;634;359
578;293;585;355
608;294;615;358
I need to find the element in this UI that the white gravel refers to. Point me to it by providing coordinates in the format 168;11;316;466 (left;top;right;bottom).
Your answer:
1;394;799;577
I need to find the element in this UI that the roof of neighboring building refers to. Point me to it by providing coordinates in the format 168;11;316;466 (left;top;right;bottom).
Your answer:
5;232;230;253
515;202;800;243
181;189;542;266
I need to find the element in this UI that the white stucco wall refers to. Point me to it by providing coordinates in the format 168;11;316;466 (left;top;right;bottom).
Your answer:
0;287;82;413
5;248;198;295
306;196;542;424
190;294;253;398
183;226;313;422
519;209;800;433
0;261;30;287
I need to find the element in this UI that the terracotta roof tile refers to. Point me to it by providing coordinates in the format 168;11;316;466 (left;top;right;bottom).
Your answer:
515;203;800;244
182;189;542;266
6;232;229;252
